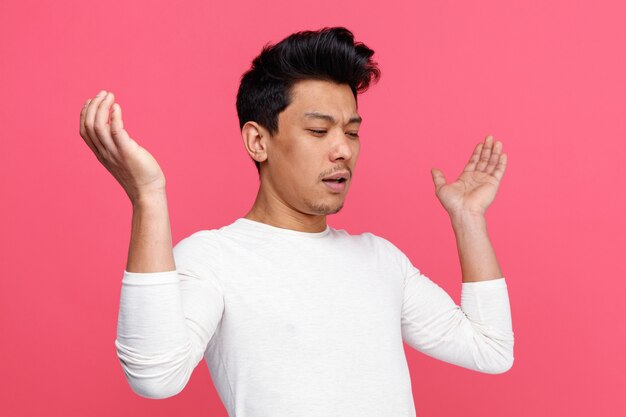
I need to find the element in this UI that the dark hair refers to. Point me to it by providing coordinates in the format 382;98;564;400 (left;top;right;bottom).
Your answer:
236;26;381;174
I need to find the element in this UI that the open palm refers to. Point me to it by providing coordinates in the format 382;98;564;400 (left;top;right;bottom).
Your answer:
431;135;507;217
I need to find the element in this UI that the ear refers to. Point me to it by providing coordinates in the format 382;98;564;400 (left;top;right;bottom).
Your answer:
241;121;269;164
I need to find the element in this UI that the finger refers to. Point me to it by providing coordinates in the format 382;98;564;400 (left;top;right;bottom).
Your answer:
486;140;503;175
110;102;132;148
94;92;120;159
79;98;98;155
84;90;108;158
463;142;483;172
475;135;494;171
492;153;507;182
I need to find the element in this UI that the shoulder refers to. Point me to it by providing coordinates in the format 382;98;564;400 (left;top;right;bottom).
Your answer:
173;229;221;269
174;229;221;253
352;230;417;273
172;229;224;277
357;230;402;253
333;228;404;258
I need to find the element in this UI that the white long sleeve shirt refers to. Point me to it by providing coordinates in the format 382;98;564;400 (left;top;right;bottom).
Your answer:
115;217;514;416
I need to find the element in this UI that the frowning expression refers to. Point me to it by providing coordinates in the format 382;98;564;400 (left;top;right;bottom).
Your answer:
262;79;362;215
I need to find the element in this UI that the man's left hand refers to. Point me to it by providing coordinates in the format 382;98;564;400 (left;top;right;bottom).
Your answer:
430;135;507;217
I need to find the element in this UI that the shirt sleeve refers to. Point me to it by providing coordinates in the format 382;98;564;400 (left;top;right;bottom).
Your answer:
114;230;225;398
391;241;515;374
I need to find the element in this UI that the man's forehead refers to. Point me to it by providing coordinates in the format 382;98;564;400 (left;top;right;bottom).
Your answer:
301;111;362;124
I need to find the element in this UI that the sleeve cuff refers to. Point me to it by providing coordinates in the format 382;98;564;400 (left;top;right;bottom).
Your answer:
461;277;506;289
122;269;179;286
460;277;512;328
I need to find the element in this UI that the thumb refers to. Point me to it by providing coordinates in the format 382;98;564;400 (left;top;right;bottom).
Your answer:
431;168;446;192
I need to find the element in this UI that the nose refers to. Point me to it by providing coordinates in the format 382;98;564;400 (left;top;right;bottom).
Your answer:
329;131;355;162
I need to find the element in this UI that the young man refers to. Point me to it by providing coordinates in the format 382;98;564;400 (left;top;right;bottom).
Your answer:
80;27;513;416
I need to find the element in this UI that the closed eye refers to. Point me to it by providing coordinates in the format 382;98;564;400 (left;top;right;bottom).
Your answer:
307;129;359;138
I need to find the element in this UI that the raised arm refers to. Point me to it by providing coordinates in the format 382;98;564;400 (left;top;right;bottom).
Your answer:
399;135;513;373
79;91;224;398
430;135;507;283
79;89;174;272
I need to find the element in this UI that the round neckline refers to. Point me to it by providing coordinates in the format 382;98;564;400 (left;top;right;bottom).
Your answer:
234;218;331;238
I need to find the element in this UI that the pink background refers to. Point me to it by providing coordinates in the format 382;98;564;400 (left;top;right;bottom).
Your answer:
1;0;625;416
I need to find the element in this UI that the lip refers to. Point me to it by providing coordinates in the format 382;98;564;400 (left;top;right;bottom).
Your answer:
322;178;348;193
322;170;351;181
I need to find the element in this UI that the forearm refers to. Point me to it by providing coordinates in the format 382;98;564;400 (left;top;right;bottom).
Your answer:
450;212;502;283
117;190;196;398
126;190;176;273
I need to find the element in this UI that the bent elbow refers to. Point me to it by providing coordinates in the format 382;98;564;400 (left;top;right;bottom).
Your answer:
125;375;186;399
473;345;515;374
469;332;515;374
114;339;196;399
482;355;514;374
499;356;515;374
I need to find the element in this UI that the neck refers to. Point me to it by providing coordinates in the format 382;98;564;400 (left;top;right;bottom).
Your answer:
244;182;328;233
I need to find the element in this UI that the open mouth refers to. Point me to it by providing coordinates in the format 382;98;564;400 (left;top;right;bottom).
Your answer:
322;177;348;192
322;178;347;183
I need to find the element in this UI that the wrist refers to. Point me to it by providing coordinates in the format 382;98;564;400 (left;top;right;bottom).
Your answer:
450;210;487;230
131;188;168;208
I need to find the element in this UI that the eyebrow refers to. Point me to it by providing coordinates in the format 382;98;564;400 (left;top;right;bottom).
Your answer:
303;112;362;125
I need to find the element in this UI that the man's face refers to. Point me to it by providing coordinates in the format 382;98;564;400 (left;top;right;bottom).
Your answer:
262;79;361;216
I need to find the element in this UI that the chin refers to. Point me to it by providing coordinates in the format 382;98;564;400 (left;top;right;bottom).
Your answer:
303;198;344;215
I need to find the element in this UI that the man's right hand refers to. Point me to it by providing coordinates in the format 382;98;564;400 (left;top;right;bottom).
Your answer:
79;90;167;204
